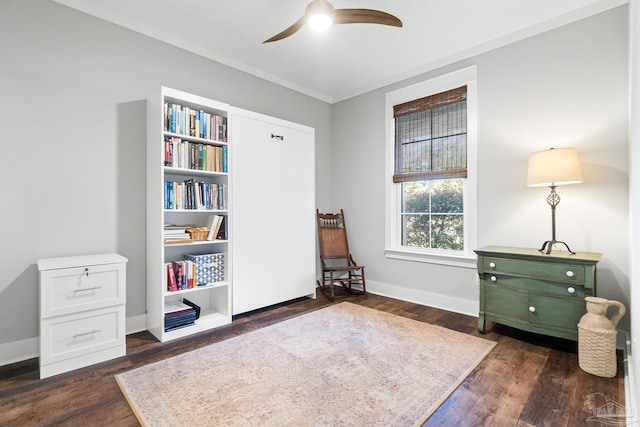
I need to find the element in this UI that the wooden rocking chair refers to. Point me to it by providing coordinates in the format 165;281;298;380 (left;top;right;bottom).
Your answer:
316;209;366;301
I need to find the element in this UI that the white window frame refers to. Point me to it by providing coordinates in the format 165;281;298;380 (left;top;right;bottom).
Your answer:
384;66;478;268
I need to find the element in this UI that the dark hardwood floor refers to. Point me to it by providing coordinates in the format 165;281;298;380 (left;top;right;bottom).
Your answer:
0;293;625;426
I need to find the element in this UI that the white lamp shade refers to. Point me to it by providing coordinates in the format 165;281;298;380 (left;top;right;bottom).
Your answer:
308;13;333;31
306;0;335;31
527;147;583;187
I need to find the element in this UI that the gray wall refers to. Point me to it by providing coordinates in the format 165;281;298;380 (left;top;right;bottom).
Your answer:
0;0;332;346
332;6;630;329
0;0;631;350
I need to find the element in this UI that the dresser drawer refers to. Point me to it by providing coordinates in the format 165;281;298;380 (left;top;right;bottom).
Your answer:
484;284;528;322
40;263;126;318
529;294;585;330
482;274;585;298
40;305;125;366
482;257;585;284
485;284;586;330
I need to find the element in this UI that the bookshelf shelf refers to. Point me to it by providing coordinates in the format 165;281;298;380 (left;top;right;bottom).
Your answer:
164;209;228;213
163;131;228;146
147;87;232;342
163;281;229;297
161;310;229;341
164;166;227;178
164;239;229;248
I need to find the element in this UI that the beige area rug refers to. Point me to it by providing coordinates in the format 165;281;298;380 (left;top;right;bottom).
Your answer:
116;302;496;426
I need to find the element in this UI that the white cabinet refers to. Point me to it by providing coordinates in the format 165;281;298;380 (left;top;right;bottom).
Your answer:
146;87;232;342
230;108;316;314
37;253;127;379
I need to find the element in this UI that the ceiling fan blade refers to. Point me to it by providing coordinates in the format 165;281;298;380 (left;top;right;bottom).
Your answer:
334;9;403;27
263;16;306;43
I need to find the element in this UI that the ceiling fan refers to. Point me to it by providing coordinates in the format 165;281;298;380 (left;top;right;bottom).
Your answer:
263;0;403;43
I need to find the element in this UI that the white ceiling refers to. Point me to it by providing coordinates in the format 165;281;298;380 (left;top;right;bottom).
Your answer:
51;0;625;104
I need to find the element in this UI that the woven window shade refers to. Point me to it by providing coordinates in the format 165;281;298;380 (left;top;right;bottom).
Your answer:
393;86;467;183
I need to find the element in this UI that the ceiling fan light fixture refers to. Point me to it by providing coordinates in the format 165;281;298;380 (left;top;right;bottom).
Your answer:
262;0;402;43
308;13;333;31
306;0;335;31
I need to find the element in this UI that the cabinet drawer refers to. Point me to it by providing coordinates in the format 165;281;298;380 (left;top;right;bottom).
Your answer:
482;257;585;284
40;305;125;366
484;284;529;321
40;263;126;318
529;294;585;330
482;274;585;298
484;284;586;331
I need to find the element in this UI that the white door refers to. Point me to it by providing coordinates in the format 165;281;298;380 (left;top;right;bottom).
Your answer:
231;109;316;314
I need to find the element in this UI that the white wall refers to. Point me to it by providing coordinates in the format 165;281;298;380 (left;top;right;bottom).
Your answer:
333;7;630;329
0;0;332;351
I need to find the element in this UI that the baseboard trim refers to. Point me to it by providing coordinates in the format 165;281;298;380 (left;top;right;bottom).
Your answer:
366;279;478;317
126;314;148;335
624;333;639;425
0;337;38;367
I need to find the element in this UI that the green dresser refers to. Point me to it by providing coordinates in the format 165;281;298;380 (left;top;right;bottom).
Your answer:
475;246;601;341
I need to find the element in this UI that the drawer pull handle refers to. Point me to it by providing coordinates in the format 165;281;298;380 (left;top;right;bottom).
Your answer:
489;262;496;268
567;287;576;294
85;267;89;277
566;270;574;278
529;306;536;313
73;286;102;293
72;329;101;338
490;275;497;282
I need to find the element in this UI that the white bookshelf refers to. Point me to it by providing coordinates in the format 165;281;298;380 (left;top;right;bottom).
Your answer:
146;87;232;342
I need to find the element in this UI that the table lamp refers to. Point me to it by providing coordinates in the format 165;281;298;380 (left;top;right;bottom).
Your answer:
527;147;583;254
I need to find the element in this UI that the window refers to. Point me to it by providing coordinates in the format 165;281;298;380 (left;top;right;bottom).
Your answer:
385;67;477;267
401;179;464;250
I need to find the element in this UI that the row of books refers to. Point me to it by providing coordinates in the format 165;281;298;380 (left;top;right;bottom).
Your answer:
164;102;228;142
165;253;225;291
164;179;227;210
165;260;198;291
204;215;225;241
164;299;200;332
164;136;227;173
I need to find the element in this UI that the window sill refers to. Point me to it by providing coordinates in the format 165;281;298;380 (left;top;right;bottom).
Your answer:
384;247;477;269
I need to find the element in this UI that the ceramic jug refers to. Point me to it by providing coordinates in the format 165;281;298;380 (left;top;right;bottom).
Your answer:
577;297;626;378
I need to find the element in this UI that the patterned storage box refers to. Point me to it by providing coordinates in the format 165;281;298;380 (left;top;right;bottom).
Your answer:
183;253;224;286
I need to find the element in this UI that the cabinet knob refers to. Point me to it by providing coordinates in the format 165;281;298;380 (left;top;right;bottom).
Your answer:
567;287;576;294
490;275;497;282
566;270;574;278
529;306;536;313
489;262;496;268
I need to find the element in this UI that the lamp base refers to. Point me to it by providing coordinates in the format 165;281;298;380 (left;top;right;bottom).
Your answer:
539;240;576;255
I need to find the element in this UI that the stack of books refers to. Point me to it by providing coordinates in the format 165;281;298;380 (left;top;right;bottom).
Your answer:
164;300;197;332
164;224;192;244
